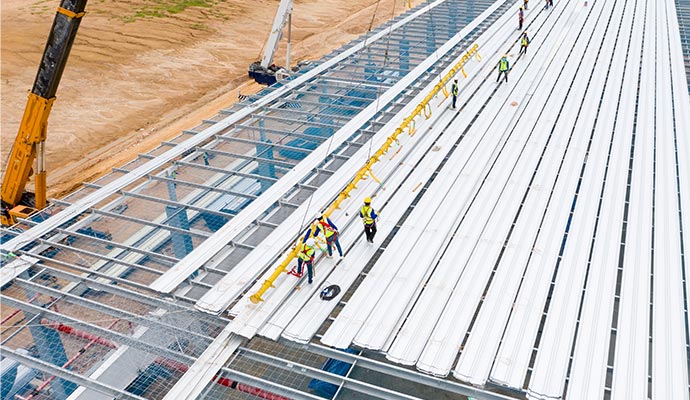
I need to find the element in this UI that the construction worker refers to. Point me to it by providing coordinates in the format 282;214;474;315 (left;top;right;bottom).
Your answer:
297;237;322;284
518;7;524;30
314;214;343;258
360;197;378;243
523;0;529;10
496;55;510;84
519;32;530;56
451;79;459;109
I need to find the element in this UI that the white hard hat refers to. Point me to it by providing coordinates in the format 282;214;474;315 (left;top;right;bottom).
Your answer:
305;238;315;247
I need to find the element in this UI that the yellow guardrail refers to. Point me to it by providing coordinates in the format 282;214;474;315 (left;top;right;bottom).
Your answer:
249;43;481;304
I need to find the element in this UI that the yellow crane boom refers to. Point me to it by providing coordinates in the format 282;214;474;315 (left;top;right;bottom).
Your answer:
1;0;88;226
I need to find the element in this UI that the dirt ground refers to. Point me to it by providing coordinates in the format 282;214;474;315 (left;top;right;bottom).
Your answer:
1;0;424;200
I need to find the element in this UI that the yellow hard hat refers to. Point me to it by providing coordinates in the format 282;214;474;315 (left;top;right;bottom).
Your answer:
364;197;372;204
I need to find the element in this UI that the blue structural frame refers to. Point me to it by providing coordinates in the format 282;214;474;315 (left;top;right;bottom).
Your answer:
27;317;77;399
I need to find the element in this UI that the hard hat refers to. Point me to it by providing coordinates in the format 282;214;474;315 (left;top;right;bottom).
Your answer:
306;238;315;247
503;54;508;58
364;197;371;204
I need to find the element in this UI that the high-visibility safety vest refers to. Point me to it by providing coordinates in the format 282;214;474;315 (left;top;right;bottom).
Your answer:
452;83;459;96
298;243;315;261
361;206;375;225
499;58;509;71
320;221;337;238
521;36;529;47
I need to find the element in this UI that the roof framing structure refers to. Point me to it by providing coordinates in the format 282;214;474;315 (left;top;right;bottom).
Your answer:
2;0;690;399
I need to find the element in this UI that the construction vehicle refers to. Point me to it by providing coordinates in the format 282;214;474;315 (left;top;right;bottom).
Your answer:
248;0;310;85
1;0;88;226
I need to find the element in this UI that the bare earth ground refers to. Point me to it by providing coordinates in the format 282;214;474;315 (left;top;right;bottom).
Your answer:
1;0;423;200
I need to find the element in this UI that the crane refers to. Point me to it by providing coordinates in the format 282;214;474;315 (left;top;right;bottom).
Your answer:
1;0;88;226
248;0;309;85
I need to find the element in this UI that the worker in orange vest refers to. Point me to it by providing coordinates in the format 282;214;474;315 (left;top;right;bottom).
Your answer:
360;197;379;243
315;214;343;258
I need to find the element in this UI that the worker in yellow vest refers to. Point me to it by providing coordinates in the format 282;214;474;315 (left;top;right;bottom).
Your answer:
451;79;459;109
360;197;379;243
497;55;510;84
297;237;323;284
519;32;530;56
315;214;343;258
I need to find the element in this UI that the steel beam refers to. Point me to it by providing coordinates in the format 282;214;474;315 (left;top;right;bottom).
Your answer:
32;265;221;321
302;343;518;400
14;278;212;343
215;135;318;154
16;252;213;308
292;89;382;103
90;208;211;239
36;238;166;277
239;348;422;400
1;347;146;400
169;160;278;184
255;114;343;129
272;98;364;112
230;123;330;143
295;81;382;95
138;175;259;201
201;147;298;169
118;190;237;220
55;227;179;265
0;294;196;365
256;107;354;123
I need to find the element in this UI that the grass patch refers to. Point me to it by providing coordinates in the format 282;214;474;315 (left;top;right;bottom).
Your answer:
122;0;219;22
191;22;209;31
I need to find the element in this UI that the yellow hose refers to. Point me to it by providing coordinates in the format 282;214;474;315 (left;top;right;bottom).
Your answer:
250;43;481;303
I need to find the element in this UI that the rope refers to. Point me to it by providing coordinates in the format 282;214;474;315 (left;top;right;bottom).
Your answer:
296;128;338;241
368;0;383;33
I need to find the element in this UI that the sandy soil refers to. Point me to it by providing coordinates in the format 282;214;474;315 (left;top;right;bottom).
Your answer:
1;0;423;200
